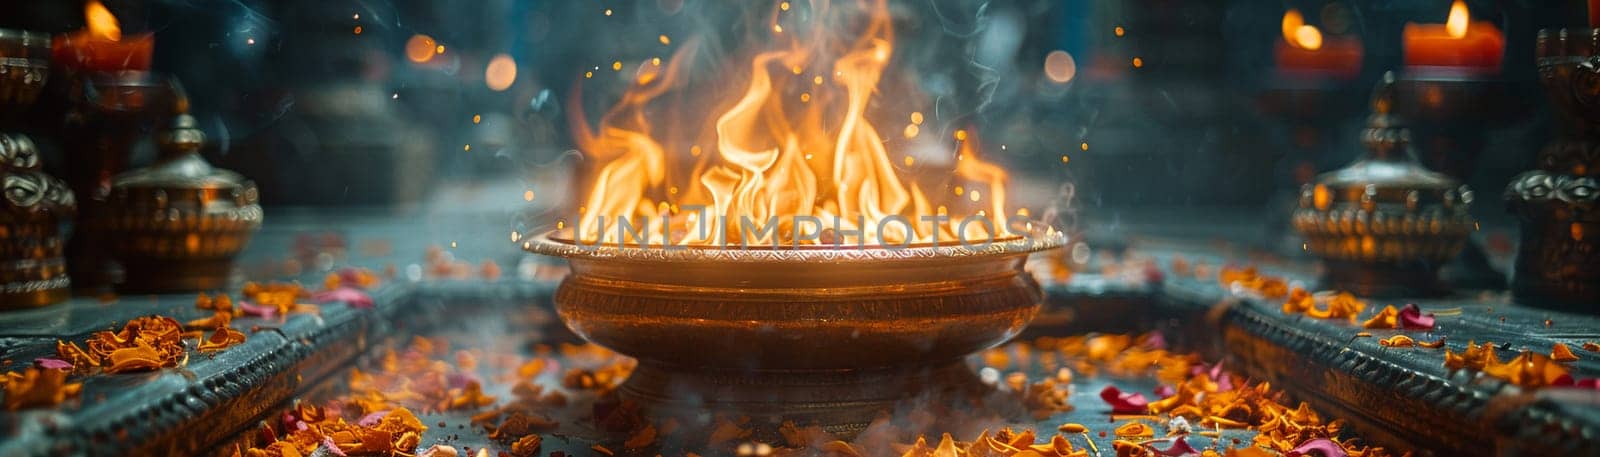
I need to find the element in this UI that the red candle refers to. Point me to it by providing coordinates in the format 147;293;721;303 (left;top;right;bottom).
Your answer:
51;0;153;72
1402;0;1503;73
1275;11;1362;80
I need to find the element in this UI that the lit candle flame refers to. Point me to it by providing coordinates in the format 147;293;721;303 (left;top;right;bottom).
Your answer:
86;0;122;41
1446;0;1469;39
1294;25;1323;51
1280;9;1303;46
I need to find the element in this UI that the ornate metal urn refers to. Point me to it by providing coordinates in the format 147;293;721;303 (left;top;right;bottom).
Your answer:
101;113;262;293
1506;28;1600;312
0;134;75;309
1293;72;1475;298
526;229;1063;435
0;29;75;309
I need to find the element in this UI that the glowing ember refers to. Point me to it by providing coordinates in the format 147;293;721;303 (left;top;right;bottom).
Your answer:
569;0;1029;247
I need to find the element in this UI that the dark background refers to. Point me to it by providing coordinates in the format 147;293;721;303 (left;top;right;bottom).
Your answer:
0;0;1588;218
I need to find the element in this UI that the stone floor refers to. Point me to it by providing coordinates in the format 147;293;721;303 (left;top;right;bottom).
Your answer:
0;207;1593;456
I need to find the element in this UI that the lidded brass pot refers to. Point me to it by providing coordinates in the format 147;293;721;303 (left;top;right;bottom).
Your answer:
1293;72;1475;298
101;114;262;293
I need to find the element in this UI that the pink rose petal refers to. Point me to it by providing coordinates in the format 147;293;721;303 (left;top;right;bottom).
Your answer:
1141;332;1168;350
1143;264;1165;284
1288;438;1349;457
1150;437;1199;456
322;436;348;456
357;410;389;427
34;357;73;370
1551;376;1597;389
313;287;374;309
1398;303;1435;330
239;300;278;318
448;372;480;390
1099;385;1149;414
419;445;459;457
1154;385;1176;398
337;268;369;290
1215;372;1235;392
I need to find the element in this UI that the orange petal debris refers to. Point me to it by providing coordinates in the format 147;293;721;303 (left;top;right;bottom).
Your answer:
1482;351;1572;388
1584;342;1600;352
325;267;381;290
245;404;429;457
56;340;98;370
1444;341;1499;371
196;292;235;313
85;316;189;373
967;334;1394;457
1378;335;1416;348
242;282;314;317
199;326;248;353
1551;343;1579;362
1113;421;1154;438
1446;341;1573;388
1218;266;1289;299
1418;337;1447;349
1280;288;1366;321
1;367;82;410
1362;305;1399;329
223;332;1401;457
510;433;542;457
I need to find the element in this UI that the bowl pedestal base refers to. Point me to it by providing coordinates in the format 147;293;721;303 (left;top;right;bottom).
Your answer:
620;360;985;438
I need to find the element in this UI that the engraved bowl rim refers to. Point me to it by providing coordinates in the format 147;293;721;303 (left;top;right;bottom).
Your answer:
524;227;1065;264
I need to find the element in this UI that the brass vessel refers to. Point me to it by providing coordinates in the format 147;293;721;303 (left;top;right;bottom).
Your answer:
61;71;184;292
526;229;1064;435
1506;28;1600;312
0;134;75;309
101;114;262;293
0;29;75;309
1294;73;1474;297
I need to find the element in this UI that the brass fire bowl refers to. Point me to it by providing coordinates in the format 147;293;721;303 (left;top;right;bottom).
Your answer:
526;229;1064;435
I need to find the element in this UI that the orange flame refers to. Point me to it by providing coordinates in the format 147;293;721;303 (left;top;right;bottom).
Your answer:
569;0;1016;246
86;0;122;42
1280;9;1303;46
1446;0;1469;38
1294;25;1323;50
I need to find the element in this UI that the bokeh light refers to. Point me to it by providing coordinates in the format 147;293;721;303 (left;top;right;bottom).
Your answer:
405;34;437;63
1043;50;1076;84
485;54;517;91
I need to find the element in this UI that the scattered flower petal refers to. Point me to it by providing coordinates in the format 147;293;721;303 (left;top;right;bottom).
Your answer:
1115;421;1154;438
1;367;82;410
33;358;73;371
1150;437;1200;456
1100;385;1149;414
358;410;390;427
1398;304;1435;329
1154;385;1176;398
1552;343;1579;362
1287;438;1347;457
1379;335;1415;348
314;287;375;309
322;436;348;456
238;300;278;318
1361;305;1398;329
